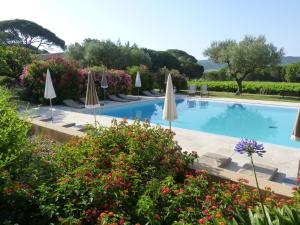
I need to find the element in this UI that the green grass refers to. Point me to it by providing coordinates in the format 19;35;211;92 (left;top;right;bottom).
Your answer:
179;90;300;103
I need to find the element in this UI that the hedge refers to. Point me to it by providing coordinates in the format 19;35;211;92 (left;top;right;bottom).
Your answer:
189;81;300;97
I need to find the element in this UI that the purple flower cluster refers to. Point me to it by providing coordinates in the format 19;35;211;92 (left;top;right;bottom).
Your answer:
234;139;265;157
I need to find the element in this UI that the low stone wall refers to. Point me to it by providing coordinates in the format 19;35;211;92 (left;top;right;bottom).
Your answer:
29;119;84;142
29;118;294;197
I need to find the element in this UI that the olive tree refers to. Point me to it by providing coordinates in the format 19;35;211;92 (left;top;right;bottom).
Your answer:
204;35;284;94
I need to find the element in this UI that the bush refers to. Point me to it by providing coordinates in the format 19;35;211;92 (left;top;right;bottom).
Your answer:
203;68;229;81
189;80;300;97
156;67;188;91
79;66;132;96
0;45;32;79
285;62;300;82
36;120;195;224
0;75;16;87
0;87;29;167
126;65;154;93
20;57;81;103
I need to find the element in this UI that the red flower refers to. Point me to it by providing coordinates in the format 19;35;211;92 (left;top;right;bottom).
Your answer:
85;170;92;178
161;187;170;195
198;218;206;224
206;215;213;221
155;214;161;221
202;209;209;215
119;218;125;224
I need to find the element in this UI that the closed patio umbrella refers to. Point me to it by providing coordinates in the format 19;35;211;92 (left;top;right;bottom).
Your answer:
101;73;108;103
44;69;56;122
135;71;142;96
162;74;177;130
85;72;100;126
291;108;300;141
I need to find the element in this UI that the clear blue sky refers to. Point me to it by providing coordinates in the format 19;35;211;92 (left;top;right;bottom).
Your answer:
1;0;300;59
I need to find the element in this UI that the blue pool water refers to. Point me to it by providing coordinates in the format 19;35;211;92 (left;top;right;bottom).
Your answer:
99;98;300;149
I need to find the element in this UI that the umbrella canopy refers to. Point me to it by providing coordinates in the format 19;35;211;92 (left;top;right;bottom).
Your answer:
163;74;177;126
44;69;56;99
291;108;300;141
85;72;100;109
101;73;108;88
135;72;142;87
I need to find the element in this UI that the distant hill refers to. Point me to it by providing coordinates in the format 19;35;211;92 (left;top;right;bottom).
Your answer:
199;56;300;72
280;56;300;65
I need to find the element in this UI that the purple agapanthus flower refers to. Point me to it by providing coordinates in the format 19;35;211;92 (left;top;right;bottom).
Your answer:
235;139;265;157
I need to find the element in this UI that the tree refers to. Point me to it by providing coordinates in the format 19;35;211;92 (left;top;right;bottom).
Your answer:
66;39;152;69
204;35;284;94
0;19;65;51
284;62;300;82
143;49;181;71
0;45;32;79
166;49;204;78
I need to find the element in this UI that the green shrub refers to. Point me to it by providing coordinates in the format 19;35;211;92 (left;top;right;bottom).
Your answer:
20;57;81;103
189;80;300;97
285;62;300;82
36;120;196;224
155;67;188;91
126;65;154;93
0;87;29;167
203;68;230;81
0;45;32;79
0;75;16;87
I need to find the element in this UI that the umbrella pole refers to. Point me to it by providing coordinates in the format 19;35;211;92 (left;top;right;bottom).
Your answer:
138;88;139;97
93;108;96;127
169;121;171;130
50;98;53;123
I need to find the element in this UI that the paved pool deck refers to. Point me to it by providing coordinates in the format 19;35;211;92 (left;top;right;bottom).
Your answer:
24;95;300;185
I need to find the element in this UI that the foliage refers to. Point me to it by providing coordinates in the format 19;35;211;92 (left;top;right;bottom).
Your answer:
0;87;29;167
0;45;32;79
0;76;15;87
20;57;81;103
203;68;229;81
0;19;65;50
126;65;154;93
156;67;188;91
66;39;152;69
79;66;132;96
0;114;300;224
189;81;300;97
204;35;284;94
285;62;300;82
167;49;204;79
225;205;300;225
66;39;203;78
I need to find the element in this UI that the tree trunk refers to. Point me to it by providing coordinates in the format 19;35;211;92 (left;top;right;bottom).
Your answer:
236;79;243;95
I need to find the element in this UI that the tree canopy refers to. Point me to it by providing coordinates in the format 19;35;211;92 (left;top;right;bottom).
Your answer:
66;39;204;79
204;35;284;94
0;19;65;51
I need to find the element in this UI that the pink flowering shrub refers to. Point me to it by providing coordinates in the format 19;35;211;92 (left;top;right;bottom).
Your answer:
79;67;132;95
20;57;81;103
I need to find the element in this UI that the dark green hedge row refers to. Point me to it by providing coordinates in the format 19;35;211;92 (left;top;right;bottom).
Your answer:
189;81;300;96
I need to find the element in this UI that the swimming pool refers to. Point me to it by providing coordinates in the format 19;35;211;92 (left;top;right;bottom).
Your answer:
99;98;300;149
